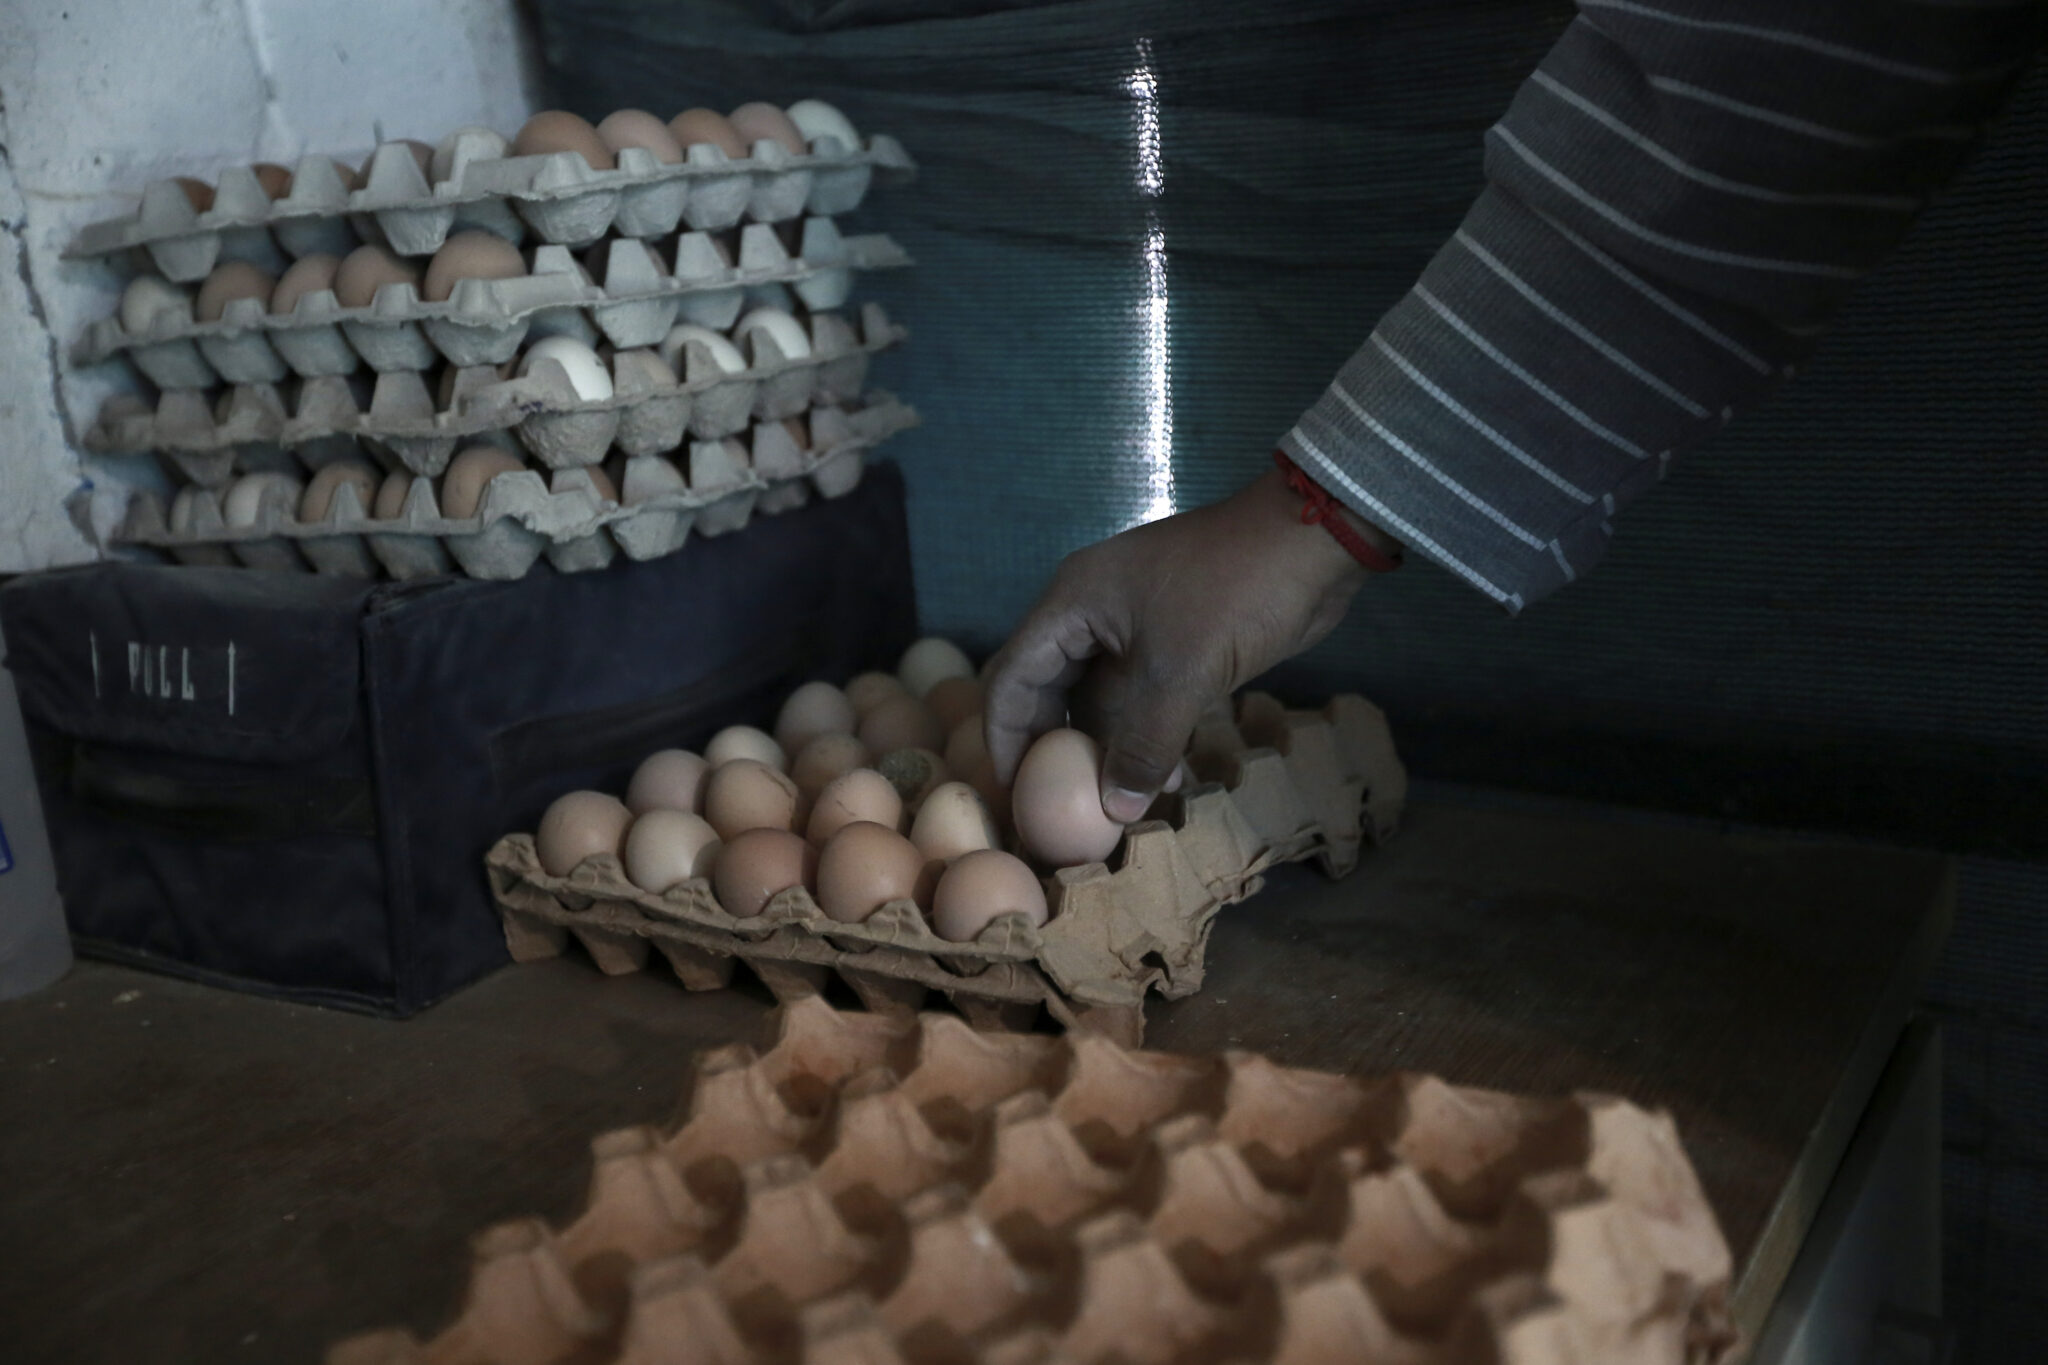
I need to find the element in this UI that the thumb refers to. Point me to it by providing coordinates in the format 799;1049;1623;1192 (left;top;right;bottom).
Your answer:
1098;688;1206;824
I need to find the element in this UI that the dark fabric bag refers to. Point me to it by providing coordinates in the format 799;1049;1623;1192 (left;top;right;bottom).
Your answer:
0;465;917;1015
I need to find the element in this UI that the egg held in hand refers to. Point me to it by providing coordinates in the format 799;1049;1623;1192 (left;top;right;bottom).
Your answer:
535;790;632;877
1011;728;1124;868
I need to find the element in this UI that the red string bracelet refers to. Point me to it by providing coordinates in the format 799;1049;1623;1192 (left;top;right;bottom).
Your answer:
1273;451;1403;573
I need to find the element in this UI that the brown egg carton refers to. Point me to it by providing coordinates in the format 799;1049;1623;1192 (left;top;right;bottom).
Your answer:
65;131;916;282
112;398;914;582
328;994;1738;1365
488;693;1406;1041
86;303;905;484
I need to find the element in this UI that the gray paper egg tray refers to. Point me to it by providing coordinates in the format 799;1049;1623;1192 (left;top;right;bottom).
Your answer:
86;303;906;486
64;132;918;282
113;396;917;582
77;218;907;390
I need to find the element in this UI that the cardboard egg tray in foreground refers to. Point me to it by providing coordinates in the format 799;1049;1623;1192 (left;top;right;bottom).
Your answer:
114;396;917;582
488;693;1408;1044
77;219;905;389
328;994;1739;1365
87;303;906;485
65;132;918;282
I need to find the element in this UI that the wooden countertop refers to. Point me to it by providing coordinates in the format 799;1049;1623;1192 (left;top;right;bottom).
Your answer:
0;784;1950;1362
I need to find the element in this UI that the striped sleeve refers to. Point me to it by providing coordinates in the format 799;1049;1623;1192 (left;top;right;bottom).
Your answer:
1279;0;2047;611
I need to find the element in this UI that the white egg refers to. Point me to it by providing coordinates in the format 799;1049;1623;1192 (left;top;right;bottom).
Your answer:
705;724;788;772
897;638;974;698
518;335;613;401
733;307;811;363
659;323;746;377
623;810;721;893
222;472;304;528
784;99;861;152
119;276;194;336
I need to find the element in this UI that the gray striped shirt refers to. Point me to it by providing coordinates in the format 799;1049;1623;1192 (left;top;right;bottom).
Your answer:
1279;0;2047;611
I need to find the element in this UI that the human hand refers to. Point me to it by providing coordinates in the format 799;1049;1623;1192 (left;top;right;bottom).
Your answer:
984;466;1395;823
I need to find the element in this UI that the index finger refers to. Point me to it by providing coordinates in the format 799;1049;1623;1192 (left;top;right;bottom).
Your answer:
982;598;1103;785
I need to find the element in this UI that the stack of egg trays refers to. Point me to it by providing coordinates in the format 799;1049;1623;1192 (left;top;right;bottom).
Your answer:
64;129;918;283
75;217;907;389
327;994;1740;1365
487;693;1409;1045
116;395;919;583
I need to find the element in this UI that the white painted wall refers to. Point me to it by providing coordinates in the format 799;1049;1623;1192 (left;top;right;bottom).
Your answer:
0;0;540;572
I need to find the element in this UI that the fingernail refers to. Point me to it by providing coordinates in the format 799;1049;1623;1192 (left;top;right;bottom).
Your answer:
1103;786;1152;823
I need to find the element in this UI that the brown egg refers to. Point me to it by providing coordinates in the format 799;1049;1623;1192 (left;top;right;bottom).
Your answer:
925;675;984;735
625;749;711;816
702;759;800;839
373;470;416;520
535;790;631;876
816;822;931;924
791;733;872;804
705;725;787;772
1012;729;1123;868
774;681;858;758
806;769;903;845
513;110;615;170
845;671;910;718
269;253;342;315
909;782;999;863
581;463;619;503
931;849;1048;943
668;107;747;159
859;694;946;756
174;177;214;212
623;810;720;892
439;445;526;519
422;230;526;303
298;460;380;522
597;109;684;164
943;715;988;777
712;827;816;917
780;415;810;451
251;163;294;198
728;101;807;155
194;261;277;322
334;244;422;308
877;748;950;810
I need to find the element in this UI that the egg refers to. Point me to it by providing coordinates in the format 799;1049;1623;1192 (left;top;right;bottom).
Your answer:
897;637;975;698
733;307;811;363
430;126;510;184
334;244;422;308
844;671;909;718
194;261;277;322
660;324;747;377
535;790;632;876
791;733;872;803
774;681;858;757
596;109;684;164
1012;729;1123;868
622;810;720;892
924;675;984;734
806;769;903;844
298;460;380;522
439;446;527;519
931;849;1048;943
513;110;616;170
909;782;1000;863
876;748;950;810
815;821;933;924
943;715;988;777
859;694;946;756
174;177;214;212
612;348;678;394
251;162;293;199
423;231;526;303
668;107;747;159
728;102;808;155
620;454;687;505
712;827;816;917
705;725;787;771
702;759;800;839
576;463;620;503
168;484;221;535
269;253;342;315
625;749;711;816
118;276;194;335
222;471;303;528
372;470;416;520
785;99;861;152
519;336;613;402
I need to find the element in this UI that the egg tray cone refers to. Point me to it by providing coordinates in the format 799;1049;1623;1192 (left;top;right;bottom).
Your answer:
78;219;905;389
115;396;915;582
65;133;917;281
487;693;1408;1042
326;993;1739;1365
87;303;905;483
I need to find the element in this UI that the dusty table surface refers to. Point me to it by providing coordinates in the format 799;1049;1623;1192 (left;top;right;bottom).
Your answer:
0;784;1949;1363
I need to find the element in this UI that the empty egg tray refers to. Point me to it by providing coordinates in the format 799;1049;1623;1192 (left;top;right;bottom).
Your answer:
327;994;1739;1365
488;694;1408;1043
76;218;905;389
115;396;917;582
87;302;905;486
65;131;918;282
